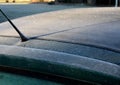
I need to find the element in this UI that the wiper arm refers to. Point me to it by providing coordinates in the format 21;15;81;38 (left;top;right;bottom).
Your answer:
0;9;28;42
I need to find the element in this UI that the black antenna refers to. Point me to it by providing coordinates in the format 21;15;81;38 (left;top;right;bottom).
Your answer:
0;9;28;42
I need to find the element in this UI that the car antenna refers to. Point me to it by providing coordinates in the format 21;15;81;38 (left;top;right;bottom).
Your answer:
0;9;28;42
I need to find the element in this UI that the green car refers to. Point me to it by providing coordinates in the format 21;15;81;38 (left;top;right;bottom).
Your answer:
0;7;120;85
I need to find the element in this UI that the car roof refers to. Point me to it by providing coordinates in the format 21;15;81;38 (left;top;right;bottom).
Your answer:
0;7;120;52
0;7;120;84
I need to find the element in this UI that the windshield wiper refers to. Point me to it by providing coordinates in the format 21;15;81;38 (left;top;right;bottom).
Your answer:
0;9;28;42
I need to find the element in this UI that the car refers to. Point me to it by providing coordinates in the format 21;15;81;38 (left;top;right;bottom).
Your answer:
0;7;120;85
57;0;118;6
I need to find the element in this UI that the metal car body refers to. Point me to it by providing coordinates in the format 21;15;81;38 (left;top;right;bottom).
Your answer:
0;7;120;85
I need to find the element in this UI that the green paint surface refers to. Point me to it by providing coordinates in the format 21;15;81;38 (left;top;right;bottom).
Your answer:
0;72;62;85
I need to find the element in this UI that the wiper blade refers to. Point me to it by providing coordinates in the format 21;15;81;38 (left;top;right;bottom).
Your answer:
0;9;28;42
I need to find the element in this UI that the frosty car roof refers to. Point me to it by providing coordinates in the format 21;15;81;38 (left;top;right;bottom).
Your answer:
0;7;120;84
0;8;120;52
